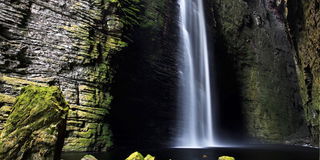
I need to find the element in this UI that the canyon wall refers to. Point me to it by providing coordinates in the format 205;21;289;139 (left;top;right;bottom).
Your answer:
0;0;318;152
0;0;141;151
209;0;319;145
287;0;320;145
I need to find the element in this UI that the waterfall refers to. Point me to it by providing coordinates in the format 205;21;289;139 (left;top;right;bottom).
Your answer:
175;0;217;147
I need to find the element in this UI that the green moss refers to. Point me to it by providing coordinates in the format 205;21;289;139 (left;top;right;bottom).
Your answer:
1;86;69;137
0;76;47;87
0;106;12;113
73;129;97;138
144;155;155;160
0;94;16;104
0;85;69;160
63;138;93;151
218;156;235;160
61;0;143;151
126;152;144;160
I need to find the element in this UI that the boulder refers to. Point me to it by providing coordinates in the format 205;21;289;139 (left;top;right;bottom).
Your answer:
0;86;69;160
144;154;155;160
81;154;98;160
125;152;145;160
218;156;235;160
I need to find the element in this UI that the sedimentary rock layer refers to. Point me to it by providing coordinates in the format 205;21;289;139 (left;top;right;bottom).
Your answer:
0;0;140;151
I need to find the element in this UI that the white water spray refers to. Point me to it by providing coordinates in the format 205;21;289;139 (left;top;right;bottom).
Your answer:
175;0;217;147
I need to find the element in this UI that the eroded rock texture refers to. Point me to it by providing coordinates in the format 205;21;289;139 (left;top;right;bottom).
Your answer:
0;0;140;151
0;86;68;160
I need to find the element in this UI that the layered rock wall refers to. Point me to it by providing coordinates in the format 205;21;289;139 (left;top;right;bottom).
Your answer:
0;0;140;151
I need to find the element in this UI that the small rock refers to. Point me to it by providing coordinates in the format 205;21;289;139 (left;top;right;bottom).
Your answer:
144;154;155;160
218;156;235;160
81;154;98;160
126;152;144;160
254;15;263;27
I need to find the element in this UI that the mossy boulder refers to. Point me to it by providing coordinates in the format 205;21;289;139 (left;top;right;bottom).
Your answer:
126;152;144;160
144;154;155;160
126;152;155;160
218;156;235;160
0;85;69;160
81;154;98;160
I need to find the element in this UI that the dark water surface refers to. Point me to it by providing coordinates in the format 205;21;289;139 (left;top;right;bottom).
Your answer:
62;145;319;160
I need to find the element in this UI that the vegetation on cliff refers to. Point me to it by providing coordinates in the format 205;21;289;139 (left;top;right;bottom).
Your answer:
286;0;320;145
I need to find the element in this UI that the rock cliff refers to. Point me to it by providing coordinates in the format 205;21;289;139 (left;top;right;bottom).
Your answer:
0;0;318;152
209;0;319;145
287;0;320;145
0;0;141;151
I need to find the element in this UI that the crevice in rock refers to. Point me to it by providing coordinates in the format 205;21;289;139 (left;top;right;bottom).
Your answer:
304;65;313;105
16;47;31;68
17;1;32;28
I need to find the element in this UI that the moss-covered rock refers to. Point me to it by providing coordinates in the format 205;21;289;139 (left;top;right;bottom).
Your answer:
126;152;144;160
81;154;98;160
0;85;69;160
126;152;156;160
144;154;155;160
0;0;141;152
218;156;235;160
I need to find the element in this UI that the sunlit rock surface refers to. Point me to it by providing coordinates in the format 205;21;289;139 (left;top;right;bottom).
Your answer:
125;152;144;160
0;85;69;160
218;156;235;160
125;152;155;160
0;0;140;151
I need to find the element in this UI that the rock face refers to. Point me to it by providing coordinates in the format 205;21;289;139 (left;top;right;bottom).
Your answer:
0;0;318;151
0;0;140;151
209;0;319;145
0;85;69;160
110;0;179;148
287;0;320;145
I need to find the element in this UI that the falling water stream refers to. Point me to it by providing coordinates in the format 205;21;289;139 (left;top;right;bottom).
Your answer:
175;0;217;147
